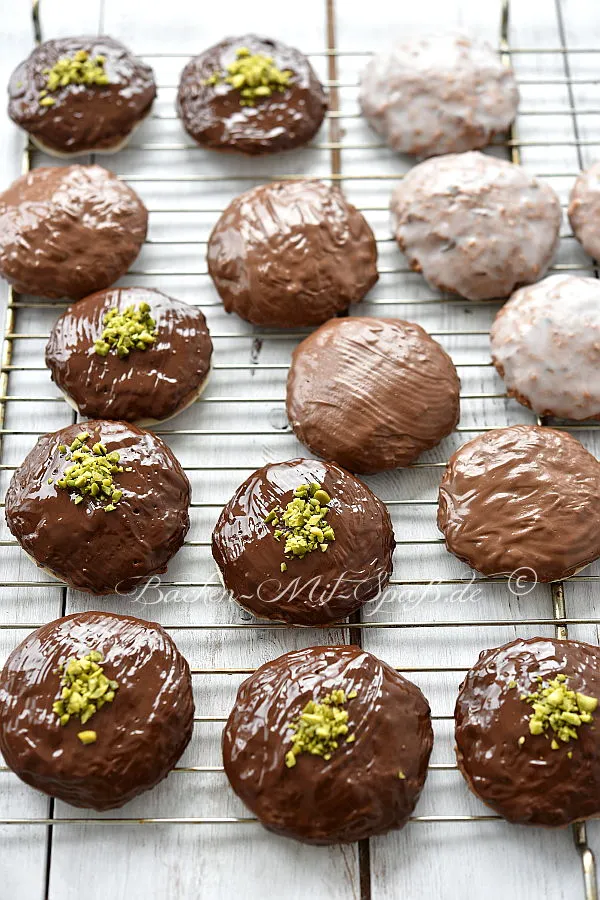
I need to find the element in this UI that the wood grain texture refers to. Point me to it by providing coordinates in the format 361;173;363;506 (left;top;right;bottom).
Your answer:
0;1;599;898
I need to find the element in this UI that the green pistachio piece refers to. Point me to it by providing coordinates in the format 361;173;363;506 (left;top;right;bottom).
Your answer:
522;674;598;750
202;46;293;106
54;651;118;742
39;48;110;107
55;435;124;510
284;688;356;768
263;480;335;568
94;303;158;358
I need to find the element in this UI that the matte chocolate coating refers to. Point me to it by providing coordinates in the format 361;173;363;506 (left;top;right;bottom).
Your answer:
491;274;600;421
212;459;395;625
438;425;600;582
223;644;433;844
0;165;147;301
8;36;156;156
286;317;460;474
0;610;194;810
455;637;600;827
5;420;190;595
390;151;561;301
177;34;326;155
207;180;378;327
359;33;519;158
569;161;600;261
45;287;213;423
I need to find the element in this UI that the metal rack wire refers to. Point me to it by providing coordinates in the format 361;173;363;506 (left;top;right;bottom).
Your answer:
0;1;599;898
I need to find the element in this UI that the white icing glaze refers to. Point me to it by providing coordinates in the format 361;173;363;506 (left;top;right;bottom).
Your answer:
568;161;600;261
390;151;561;301
491;274;600;420
358;33;519;158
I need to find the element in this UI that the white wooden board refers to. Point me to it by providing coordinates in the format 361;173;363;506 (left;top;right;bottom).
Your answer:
0;1;599;898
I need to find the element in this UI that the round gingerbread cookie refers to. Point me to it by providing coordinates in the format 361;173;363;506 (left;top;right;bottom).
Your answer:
46;287;213;424
0;165;147;300
286;317;460;474
359;33;519;158
438;425;600;582
212;458;395;625
491;274;600;420
177;35;326;155
207;180;378;327
456;637;600;827
223;644;433;844
8;36;156;157
0;610;194;810
569;161;600;261
5;420;190;594
390;151;561;301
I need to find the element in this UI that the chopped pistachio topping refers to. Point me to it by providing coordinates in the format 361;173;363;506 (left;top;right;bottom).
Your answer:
203;46;293;106
39;49;109;107
285;689;355;768
520;674;598;748
398;770;406;779
94;302;157;358
55;435;124;510
264;481;335;563
52;650;119;735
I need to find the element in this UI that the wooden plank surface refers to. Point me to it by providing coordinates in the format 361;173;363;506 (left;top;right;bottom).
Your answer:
0;0;599;898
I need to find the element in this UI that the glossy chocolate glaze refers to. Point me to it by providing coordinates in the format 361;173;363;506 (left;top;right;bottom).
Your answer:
207;180;378;327
455;637;600;827
0;165;148;301
438;425;600;582
491;275;600;421
5;420;190;595
212;459;395;625
177;34;327;155
45;287;213;423
0;610;194;810
223;644;433;844
286;317;461;474
8;36;156;156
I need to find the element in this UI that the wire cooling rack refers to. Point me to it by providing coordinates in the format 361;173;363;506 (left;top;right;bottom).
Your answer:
0;1;599;898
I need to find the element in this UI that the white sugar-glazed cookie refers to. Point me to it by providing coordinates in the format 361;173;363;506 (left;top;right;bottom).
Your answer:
390;151;561;301
491;274;600;420
359;33;519;158
569;162;600;261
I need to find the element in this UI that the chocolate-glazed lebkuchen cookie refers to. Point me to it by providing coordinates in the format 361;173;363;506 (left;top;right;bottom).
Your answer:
212;459;395;625
491;274;600;420
568;161;600;261
438;425;600;582
223;644;433;844
207;180;378;327
0;165;147;300
46;287;213;424
5;420;190;594
177;35;326;155
359;33;519;158
455;637;600;827
390;151;561;300
8;36;156;157
0;610;194;810
287;317;460;474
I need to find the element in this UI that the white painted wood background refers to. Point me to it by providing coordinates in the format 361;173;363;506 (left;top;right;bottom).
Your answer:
1;0;600;898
